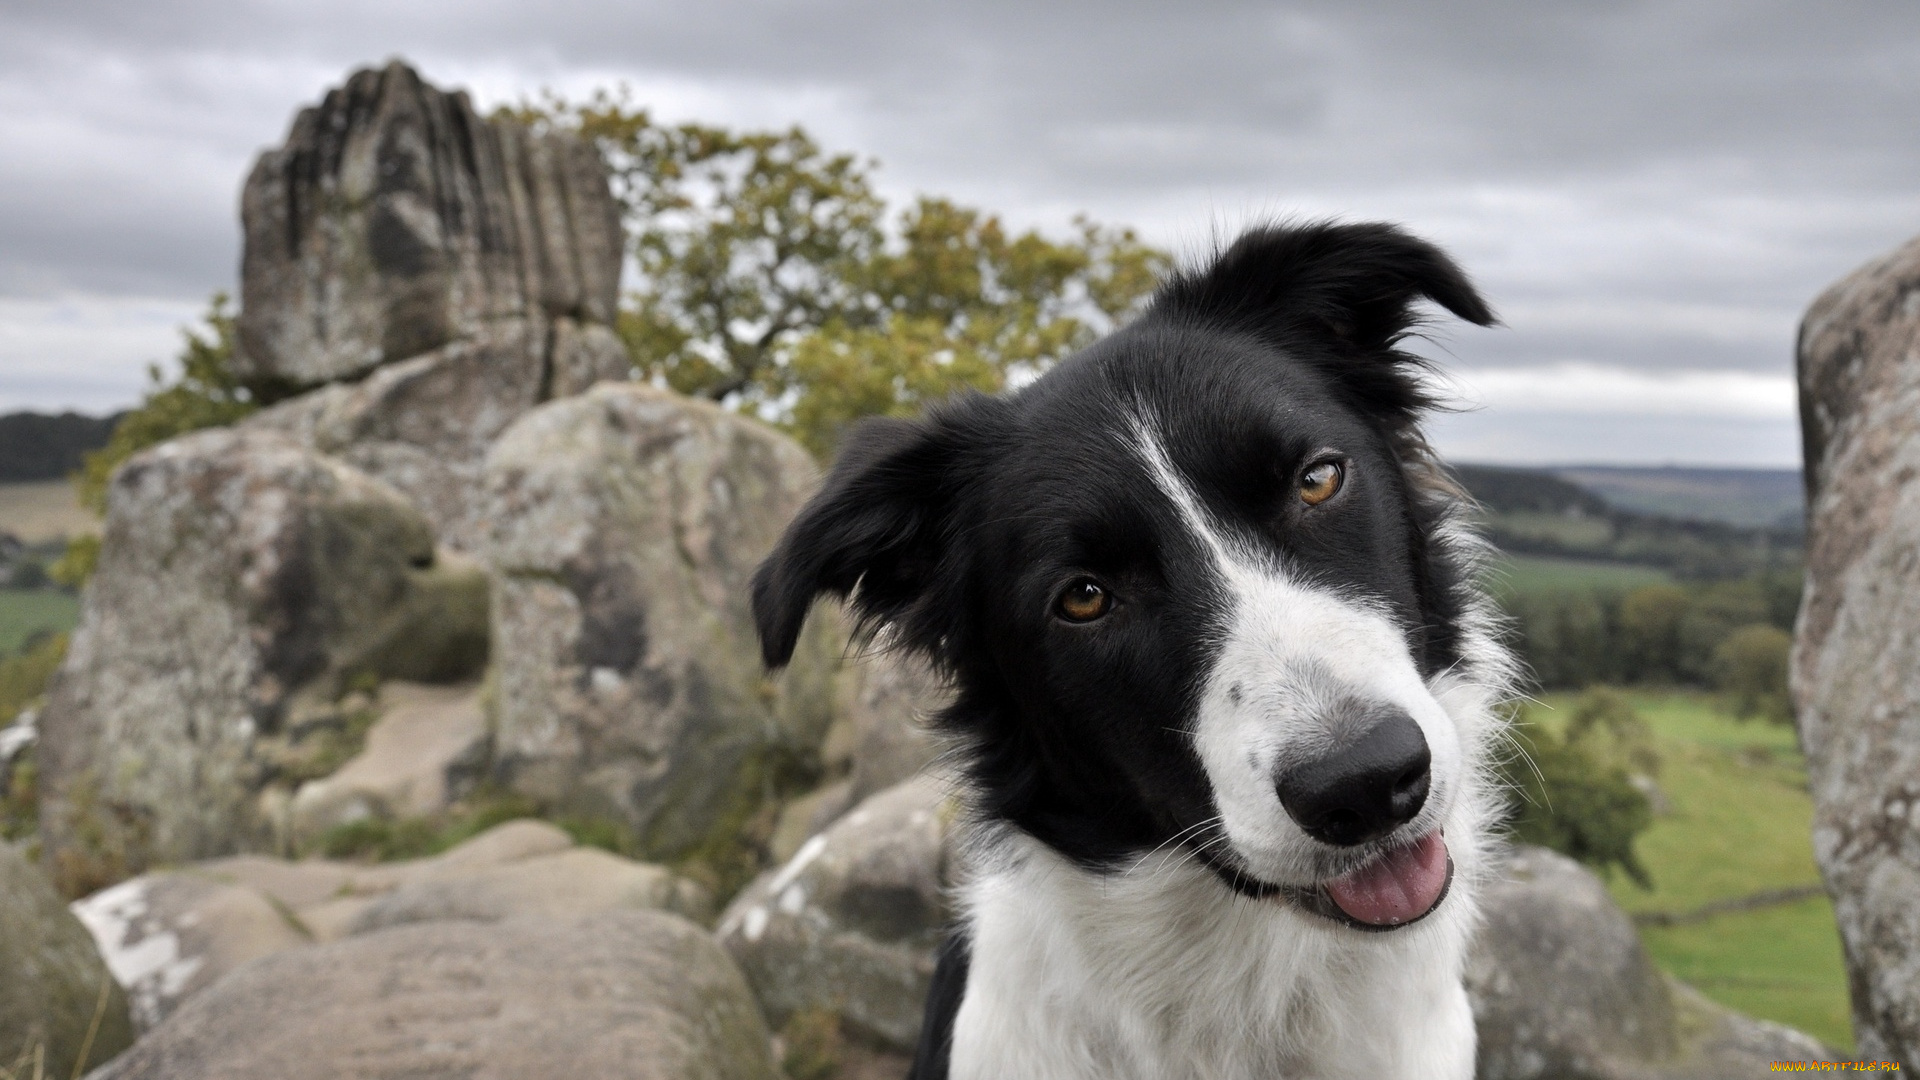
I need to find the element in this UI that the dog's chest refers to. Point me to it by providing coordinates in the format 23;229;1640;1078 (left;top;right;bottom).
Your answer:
946;843;1476;1080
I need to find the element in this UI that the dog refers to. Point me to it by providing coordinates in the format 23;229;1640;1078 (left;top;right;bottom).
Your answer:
752;221;1516;1080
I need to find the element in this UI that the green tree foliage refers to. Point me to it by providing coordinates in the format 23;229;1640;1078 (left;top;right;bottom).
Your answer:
504;90;1170;455
1713;623;1793;724
1500;688;1658;887
1503;569;1799;706
75;294;256;516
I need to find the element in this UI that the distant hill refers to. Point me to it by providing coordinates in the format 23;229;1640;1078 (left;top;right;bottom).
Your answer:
0;411;120;483
1452;462;1800;580
1551;465;1803;530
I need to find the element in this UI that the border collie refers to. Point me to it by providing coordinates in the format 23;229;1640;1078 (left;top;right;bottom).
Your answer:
752;222;1515;1080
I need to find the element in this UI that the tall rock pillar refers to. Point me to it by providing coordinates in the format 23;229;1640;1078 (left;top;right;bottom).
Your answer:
237;61;632;548
1793;234;1920;1067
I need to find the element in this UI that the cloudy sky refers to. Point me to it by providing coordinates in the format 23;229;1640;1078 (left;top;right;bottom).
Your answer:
7;1;1920;467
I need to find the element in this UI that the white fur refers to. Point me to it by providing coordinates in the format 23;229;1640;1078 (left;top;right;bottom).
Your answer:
943;421;1511;1080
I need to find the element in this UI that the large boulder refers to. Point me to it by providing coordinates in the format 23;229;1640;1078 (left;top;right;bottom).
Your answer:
0;842;134;1077
233;61;631;550
88;910;782;1080
35;430;488;886
67;819;708;1027
1468;845;1834;1080
234;60;622;391
484;384;841;867
70;869;309;1030
1794;233;1920;1066
718;773;956;1052
1468;846;1678;1079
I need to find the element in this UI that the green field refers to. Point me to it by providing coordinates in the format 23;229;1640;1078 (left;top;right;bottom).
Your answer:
1526;690;1850;1049
0;589;79;654
1485;554;1672;600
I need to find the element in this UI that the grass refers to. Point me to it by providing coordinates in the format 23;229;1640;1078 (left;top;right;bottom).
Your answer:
0;481;96;544
1486;554;1671;601
1528;689;1850;1049
0;590;79;656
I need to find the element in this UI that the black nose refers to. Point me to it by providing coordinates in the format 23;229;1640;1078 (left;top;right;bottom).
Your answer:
1277;708;1431;847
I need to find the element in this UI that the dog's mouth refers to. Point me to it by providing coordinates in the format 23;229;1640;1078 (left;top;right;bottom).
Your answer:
1279;830;1452;932
1193;829;1453;932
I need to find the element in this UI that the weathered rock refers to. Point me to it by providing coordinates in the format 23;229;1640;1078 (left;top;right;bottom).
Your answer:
485;384;840;863
65;819;703;1028
346;846;711;933
70;870;309;1030
0;842;133;1077
1794;234;1920;1067
718;774;955;1051
88;911;782;1080
288;681;489;847
234;61;622;391
1468;845;1840;1080
36;430;487;882
243;326;547;548
841;649;949;804
1468;846;1679;1079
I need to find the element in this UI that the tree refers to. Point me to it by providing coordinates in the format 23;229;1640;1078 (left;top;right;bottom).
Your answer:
1499;688;1659;887
1713;623;1793;724
504;90;1170;455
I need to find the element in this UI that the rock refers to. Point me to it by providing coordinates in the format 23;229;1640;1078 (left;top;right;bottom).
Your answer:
485;384;841;864
288;681;489;847
840;649;949;804
70;870;309;1030
718;773;955;1052
346;846;711;933
1794;234;1920;1067
234;61;622;391
0;842;133;1077
1468;846;1679;1079
35;430;488;884
1468;845;1840;1080
88;910;782;1080
65;820;707;1028
243;327;547;549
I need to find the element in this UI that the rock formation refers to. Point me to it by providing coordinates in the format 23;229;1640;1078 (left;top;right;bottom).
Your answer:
484;383;843;866
1794;234;1920;1067
67;819;707;1029
719;773;955;1052
236;61;631;548
35;430;490;885
86;910;781;1080
0;842;134;1077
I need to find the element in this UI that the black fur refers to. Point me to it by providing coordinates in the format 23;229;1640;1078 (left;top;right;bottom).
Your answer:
751;221;1495;1077
906;931;973;1080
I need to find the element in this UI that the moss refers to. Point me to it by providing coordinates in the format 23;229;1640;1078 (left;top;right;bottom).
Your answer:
312;790;544;862
780;1008;847;1080
0;632;66;725
664;741;822;902
0;756;36;844
48;773;151;900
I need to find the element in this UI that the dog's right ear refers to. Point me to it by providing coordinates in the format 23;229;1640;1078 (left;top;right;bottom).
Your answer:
752;413;965;669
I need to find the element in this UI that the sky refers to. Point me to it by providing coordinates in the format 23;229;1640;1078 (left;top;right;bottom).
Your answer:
7;1;1920;467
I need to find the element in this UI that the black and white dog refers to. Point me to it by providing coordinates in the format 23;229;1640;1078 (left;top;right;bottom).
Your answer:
752;222;1516;1080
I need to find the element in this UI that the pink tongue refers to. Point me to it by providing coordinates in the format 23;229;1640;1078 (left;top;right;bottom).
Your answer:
1323;832;1449;926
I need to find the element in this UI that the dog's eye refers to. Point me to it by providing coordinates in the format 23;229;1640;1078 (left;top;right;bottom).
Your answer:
1300;460;1343;506
1056;579;1111;623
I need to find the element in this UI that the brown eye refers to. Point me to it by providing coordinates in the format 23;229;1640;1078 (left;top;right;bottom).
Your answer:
1300;460;1343;506
1056;579;1111;622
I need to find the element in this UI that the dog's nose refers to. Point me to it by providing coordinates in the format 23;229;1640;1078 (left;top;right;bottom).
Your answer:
1277;708;1430;847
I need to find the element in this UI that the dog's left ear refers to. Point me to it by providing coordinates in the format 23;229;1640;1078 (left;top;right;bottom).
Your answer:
1151;221;1495;422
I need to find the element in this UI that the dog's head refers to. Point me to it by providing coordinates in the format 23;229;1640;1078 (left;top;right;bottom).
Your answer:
754;222;1508;931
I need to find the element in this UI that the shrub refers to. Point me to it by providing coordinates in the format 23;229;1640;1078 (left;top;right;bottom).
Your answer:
1499;688;1657;887
1713;623;1793;724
